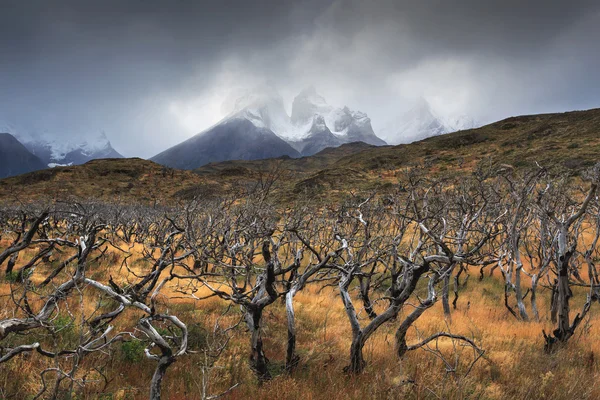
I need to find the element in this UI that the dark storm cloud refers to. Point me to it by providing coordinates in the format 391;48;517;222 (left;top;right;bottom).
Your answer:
1;0;599;156
286;0;600;129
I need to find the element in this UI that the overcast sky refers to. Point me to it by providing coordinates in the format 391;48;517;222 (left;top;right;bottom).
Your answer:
1;0;599;157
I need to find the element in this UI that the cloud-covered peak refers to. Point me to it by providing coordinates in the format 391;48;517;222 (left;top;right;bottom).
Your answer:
291;86;333;125
230;84;285;115
379;98;477;144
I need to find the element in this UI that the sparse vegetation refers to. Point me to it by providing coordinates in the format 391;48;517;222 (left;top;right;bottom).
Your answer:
1;157;600;399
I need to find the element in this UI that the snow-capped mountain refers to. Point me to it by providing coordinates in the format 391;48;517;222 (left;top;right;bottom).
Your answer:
0;120;123;167
379;98;478;145
229;85;303;141
151;117;300;170
288;87;386;153
152;85;386;169
229;85;386;156
19;132;123;167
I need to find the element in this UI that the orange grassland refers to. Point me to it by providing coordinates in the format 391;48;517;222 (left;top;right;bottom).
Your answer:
2;240;600;400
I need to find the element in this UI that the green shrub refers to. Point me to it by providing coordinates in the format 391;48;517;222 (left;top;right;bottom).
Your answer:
4;271;19;282
187;322;209;351
53;314;74;333
120;340;145;363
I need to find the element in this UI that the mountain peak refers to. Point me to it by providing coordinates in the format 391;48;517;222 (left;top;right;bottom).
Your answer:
298;85;318;97
406;97;438;119
0;132;19;142
295;86;328;106
192;85;386;159
310;114;328;132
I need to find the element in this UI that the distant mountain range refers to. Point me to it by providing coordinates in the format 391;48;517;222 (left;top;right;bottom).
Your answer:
152;86;387;169
0;121;123;178
1;89;478;178
17;132;123;168
152;87;478;170
4;107;599;205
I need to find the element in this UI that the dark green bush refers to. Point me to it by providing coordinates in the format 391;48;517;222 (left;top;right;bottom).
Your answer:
120;340;145;363
187;322;209;351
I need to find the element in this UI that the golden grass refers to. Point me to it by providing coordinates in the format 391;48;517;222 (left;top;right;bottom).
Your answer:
2;242;600;400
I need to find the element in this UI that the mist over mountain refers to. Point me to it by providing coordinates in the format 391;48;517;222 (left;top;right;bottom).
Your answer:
378;98;478;145
0;120;123;167
2;89;480;175
0;1;598;158
151;86;390;169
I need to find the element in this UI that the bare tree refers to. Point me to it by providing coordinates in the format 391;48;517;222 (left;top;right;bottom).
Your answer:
537;166;599;351
332;173;501;373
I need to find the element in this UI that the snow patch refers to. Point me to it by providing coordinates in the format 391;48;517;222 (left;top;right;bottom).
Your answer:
48;162;74;168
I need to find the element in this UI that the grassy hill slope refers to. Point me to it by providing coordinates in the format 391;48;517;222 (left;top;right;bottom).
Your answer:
0;158;204;205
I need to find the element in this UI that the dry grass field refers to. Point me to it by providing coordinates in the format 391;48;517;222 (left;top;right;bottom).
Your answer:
2;239;600;400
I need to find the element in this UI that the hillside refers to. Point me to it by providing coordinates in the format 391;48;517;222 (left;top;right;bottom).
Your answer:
1;108;599;203
289;107;600;196
0;158;205;205
192;107;600;199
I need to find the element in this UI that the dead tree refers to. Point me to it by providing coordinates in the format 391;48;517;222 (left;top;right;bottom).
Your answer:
0;204;205;400
284;205;346;372
0;209;49;275
198;199;291;381
539;165;599;351
498;169;546;321
333;175;501;373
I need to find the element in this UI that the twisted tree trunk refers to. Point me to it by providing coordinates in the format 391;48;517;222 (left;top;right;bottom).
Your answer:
1;211;48;274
